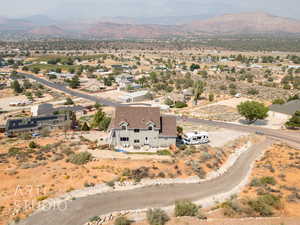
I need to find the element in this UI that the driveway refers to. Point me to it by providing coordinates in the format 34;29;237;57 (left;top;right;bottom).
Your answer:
20;139;272;225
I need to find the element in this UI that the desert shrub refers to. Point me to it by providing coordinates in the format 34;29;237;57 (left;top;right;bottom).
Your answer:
158;172;165;178
29;141;38;149
131;167;150;182
200;152;212;162
106;180;115;187
8;147;22;157
174;101;187;108
248;194;280;216
84;182;95;188
19;133;32;140
89;216;100;222
147;208;169;225
157;150;172;156
247;88;259;95
222;199;243;216
272;98;285;105
220;85;227;90
122;168;131;177
50;154;64;162
164;98;174;106
114;216;132;225
68;152;92;165
250;176;276;187
175;200;199;217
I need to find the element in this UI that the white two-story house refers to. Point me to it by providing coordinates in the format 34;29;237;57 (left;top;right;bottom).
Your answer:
108;106;177;148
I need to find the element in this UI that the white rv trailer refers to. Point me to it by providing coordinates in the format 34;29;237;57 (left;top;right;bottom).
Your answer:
183;131;209;145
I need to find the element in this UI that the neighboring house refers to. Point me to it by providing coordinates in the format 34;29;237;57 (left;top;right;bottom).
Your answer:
31;103;85;117
112;65;132;71
5;114;71;137
115;74;134;84
108;107;177;148
47;72;75;80
120;90;149;103
31;103;54;116
116;74;135;89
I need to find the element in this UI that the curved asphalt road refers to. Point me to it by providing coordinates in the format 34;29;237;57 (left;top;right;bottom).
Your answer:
20;139;273;225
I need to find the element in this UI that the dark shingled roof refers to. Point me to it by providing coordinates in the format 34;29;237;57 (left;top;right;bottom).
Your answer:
110;106;161;129
160;115;177;137
109;107;177;137
269;100;300;116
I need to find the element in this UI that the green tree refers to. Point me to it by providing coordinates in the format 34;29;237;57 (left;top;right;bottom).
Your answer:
272;99;285;105
81;122;90;131
35;91;43;98
176;126;183;136
64;97;74;105
174;101;187;108
98;117;111;131
209;93;214;102
69;76;80;89
190;63;200;71
11;80;23;93
31;67;40;74
193;80;205;105
92;109;111;131
285;111;300;129
164;98;174;106
237;101;269;123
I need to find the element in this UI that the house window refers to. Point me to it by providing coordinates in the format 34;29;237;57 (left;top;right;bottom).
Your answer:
134;129;140;133
148;126;153;130
121;125;127;130
120;137;129;142
134;140;140;143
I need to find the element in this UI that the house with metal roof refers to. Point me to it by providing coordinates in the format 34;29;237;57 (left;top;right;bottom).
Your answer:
119;90;149;103
107;106;177;148
5;114;70;137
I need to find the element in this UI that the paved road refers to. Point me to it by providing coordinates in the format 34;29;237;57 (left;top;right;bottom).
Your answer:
21;73;123;107
181;117;300;144
20;139;273;225
22;72;299;143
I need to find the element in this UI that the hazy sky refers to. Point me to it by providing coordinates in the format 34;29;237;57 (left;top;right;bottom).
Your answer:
2;0;300;20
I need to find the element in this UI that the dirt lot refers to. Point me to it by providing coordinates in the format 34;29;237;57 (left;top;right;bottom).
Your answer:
121;217;300;225
240;143;300;217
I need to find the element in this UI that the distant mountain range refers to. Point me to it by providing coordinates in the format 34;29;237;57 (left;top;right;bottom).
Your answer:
1;12;300;40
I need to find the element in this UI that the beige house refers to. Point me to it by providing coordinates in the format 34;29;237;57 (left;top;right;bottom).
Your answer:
108;106;177;148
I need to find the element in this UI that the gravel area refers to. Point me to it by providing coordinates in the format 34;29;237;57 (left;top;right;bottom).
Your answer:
208;129;247;148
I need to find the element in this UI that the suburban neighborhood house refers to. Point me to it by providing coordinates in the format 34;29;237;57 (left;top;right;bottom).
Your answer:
5;114;71;137
108;106;177;148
